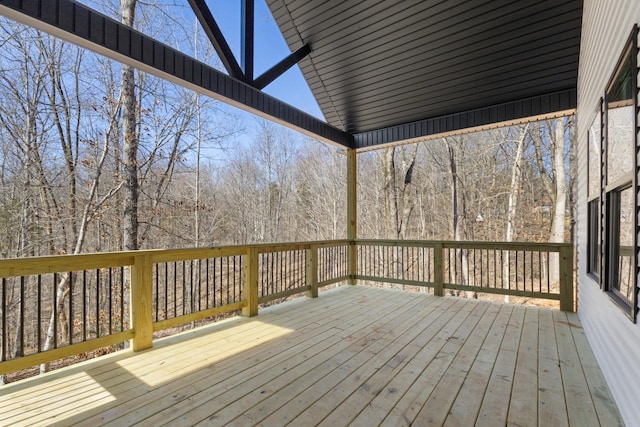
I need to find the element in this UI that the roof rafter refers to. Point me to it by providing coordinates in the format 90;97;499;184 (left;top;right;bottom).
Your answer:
187;0;245;81
241;0;254;81
254;43;312;90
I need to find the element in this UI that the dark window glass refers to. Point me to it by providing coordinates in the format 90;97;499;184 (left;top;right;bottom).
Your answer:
588;199;600;278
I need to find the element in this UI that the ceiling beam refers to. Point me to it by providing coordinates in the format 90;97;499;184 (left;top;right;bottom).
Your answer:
254;43;312;90
187;0;245;81
352;89;577;150
0;0;352;148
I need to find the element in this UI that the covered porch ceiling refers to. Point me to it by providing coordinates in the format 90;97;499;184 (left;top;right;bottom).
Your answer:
267;0;582;149
0;0;582;150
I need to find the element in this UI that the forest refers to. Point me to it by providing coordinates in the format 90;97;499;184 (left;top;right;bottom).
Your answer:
0;2;574;260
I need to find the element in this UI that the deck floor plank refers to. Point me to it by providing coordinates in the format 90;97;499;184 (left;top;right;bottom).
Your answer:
0;285;624;427
442;303;513;427
507;306;540;427
378;300;488;427
553;310;600;427
474;304;526;426
565;312;623;427
347;300;497;427
25;290;361;426
141;289;425;426
538;307;569;427
90;287;412;426
312;299;481;427
180;291;431;427
237;297;455;427
410;301;500;427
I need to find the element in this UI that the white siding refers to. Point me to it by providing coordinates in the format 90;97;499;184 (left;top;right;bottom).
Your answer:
577;1;640;425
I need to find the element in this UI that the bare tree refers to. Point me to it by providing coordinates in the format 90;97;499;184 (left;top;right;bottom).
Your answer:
503;124;529;301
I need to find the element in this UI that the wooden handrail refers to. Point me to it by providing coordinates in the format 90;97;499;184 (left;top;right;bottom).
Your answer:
0;238;575;376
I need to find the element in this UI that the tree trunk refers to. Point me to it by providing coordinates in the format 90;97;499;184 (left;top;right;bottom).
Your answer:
503;124;528;302
549;118;567;284
120;0;138;351
444;137;475;297
121;0;139;252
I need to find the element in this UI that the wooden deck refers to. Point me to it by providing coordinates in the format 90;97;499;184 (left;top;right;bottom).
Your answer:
0;285;623;426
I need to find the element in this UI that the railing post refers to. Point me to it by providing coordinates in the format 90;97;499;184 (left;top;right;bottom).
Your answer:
347;149;357;285
433;243;444;297
243;247;259;317
306;245;318;298
559;245;574;312
130;254;153;351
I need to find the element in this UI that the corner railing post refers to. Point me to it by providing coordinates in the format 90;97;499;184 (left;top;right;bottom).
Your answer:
559;245;574;312
348;241;357;285
347;149;357;285
243;246;259;317
433;243;444;296
130;254;153;351
306;245;318;298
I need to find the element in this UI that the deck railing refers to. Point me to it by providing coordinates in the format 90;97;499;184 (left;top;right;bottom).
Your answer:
355;240;573;310
0;239;572;376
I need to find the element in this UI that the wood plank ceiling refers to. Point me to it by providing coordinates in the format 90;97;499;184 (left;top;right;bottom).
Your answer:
266;0;583;148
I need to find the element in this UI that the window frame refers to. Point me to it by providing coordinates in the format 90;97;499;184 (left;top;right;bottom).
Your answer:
587;100;603;282
601;25;639;321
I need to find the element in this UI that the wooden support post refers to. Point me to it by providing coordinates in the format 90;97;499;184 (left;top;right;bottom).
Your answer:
243;247;259;317
433;243;444;296
306;246;318;298
347;149;357;284
559;245;574;312
130;255;153;351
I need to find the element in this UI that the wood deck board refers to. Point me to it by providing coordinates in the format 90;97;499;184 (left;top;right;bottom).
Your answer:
411;301;501;427
86;288;412;426
507;307;540;427
160;290;428;427
0;285;623;427
475;304;526;427
538;307;569;427
553;310;600;427
237;297;454;427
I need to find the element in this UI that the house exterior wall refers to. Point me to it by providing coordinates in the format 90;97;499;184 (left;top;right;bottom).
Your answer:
577;1;640;425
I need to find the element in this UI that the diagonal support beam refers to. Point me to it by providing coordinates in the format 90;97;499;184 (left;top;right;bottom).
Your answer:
0;0;352;148
254;43;312;90
188;0;244;81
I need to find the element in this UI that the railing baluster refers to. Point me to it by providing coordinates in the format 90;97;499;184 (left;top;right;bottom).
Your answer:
1;278;5;361
37;275;41;352
53;273;58;349
214;257;218;307
19;276;24;356
205;258;210;309
120;266;125;332
154;264;158;322
162;263;167;319
69;273;73;345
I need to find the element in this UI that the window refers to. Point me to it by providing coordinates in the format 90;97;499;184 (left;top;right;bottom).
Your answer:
587;107;601;279
602;27;638;320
